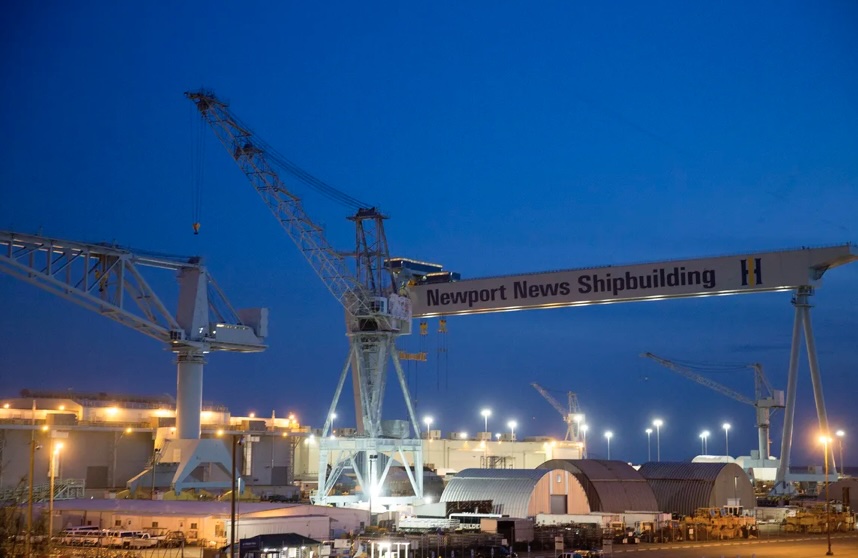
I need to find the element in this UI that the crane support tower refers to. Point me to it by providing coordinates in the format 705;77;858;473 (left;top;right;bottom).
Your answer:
187;90;427;506
409;244;857;492
0;230;267;494
530;383;584;444
641;352;785;460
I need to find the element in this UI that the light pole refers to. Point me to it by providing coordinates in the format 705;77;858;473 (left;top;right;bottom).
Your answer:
605;431;613;460
699;431;710;455
836;430;845;477
481;409;491;438
645;428;653;462
49;440;63;543
653;419;663;462
507;420;517;441
723;423;731;456
581;424;589;458
424;416;434;440
820;435;833;556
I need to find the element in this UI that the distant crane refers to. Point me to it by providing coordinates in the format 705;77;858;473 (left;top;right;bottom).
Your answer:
0;230;268;493
641;352;785;460
530;383;585;444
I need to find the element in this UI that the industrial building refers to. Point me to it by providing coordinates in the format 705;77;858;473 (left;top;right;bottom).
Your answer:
0;391;583;502
36;499;367;546
440;468;590;517
538;459;659;513
637;462;755;517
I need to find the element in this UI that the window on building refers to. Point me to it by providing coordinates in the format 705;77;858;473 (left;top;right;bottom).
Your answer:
152;522;159;528
190;523;198;530
114;520;121;527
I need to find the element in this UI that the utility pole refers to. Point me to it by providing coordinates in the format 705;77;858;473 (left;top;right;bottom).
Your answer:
26;399;35;558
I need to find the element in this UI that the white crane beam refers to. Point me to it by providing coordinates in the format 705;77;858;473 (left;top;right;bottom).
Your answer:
409;244;857;317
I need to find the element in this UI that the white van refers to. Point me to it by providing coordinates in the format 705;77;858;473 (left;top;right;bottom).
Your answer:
57;526;103;546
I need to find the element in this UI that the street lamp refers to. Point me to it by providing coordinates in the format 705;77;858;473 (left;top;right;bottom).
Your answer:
836;430;845;477
507;420;517;441
424;416;434;440
481;409;491;438
581;424;589;458
49;441;64;542
605;431;613;460
700;430;710;454
723;423;731;456
820;435;833;556
645;428;653;462
653;419;663;462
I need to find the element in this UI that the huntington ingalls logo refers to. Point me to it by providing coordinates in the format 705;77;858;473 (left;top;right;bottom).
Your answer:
741;257;763;286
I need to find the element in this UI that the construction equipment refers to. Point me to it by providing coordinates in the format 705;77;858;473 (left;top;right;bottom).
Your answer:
0;231;267;493
641;352;784;460
187;90;446;506
681;508;756;541
783;504;855;534
530;383;584;443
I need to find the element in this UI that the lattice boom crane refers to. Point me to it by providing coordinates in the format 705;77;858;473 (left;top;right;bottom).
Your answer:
642;352;785;460
531;383;584;443
187;90;424;506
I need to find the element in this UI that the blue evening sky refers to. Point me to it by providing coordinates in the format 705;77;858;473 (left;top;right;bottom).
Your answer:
1;2;856;467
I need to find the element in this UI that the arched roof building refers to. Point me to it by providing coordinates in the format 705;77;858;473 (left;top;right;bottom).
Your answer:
638;462;755;516
538;459;659;512
440;468;589;518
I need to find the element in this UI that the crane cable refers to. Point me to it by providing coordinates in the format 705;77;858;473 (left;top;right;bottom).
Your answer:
223;109;373;211
191;104;206;234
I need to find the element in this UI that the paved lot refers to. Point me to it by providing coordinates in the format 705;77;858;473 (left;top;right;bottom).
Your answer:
608;533;858;558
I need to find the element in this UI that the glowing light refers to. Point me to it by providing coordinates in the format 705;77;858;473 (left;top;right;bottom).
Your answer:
107;407;118;416
125;427;132;434
459;432;468;439
59;405;65;411
216;429;224;437
249;412;255;419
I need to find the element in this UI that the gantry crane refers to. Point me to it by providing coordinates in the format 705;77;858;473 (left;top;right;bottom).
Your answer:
641;352;785;460
530;383;584;444
187;90;426;506
0;230;267;493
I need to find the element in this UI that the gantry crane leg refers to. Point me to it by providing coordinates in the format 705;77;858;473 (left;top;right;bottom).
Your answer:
774;286;835;493
314;332;423;506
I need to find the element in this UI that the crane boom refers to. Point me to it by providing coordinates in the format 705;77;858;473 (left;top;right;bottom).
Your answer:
642;351;784;460
185;91;383;320
0;231;266;352
641;352;755;406
531;382;582;442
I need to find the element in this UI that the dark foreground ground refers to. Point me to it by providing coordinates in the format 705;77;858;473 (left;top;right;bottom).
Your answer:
607;532;858;558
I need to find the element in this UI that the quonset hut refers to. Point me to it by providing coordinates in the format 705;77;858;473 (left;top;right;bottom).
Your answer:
440;468;590;517
637;462;755;517
538;460;659;513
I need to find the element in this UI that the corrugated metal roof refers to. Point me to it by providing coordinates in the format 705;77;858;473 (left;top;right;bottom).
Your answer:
638;462;727;481
440;468;550;518
538;459;659;513
638;462;754;516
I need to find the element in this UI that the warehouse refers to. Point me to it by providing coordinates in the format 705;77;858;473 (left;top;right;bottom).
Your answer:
637;462;755;517
440;468;589;517
38;499;368;544
538;459;659;513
